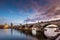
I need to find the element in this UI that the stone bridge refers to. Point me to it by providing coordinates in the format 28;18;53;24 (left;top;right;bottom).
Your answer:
26;20;60;29
14;20;60;31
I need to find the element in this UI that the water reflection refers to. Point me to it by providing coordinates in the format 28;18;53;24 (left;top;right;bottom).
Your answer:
4;29;8;32
0;29;59;40
11;29;13;35
0;29;39;40
19;30;47;40
32;29;36;35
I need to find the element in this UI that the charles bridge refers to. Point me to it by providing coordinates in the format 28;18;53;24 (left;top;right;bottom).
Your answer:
0;20;60;31
13;20;60;32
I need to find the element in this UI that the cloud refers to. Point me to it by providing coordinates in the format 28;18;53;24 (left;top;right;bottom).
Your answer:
0;17;10;24
24;18;31;22
24;0;60;22
0;0;60;23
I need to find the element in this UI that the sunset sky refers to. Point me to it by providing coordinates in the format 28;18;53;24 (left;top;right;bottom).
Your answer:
0;0;60;25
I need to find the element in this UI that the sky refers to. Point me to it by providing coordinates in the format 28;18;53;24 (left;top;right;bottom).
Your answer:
0;0;60;25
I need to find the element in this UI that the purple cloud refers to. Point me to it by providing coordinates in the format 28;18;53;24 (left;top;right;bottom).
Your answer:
24;0;60;22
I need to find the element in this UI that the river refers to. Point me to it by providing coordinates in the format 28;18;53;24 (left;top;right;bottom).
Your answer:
0;29;59;40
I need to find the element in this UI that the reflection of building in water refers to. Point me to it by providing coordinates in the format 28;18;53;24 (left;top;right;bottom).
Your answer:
32;24;38;35
4;29;8;32
11;23;13;35
31;24;41;35
4;24;9;29
32;28;36;35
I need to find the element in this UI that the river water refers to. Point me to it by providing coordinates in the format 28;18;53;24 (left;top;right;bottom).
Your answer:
0;29;59;40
